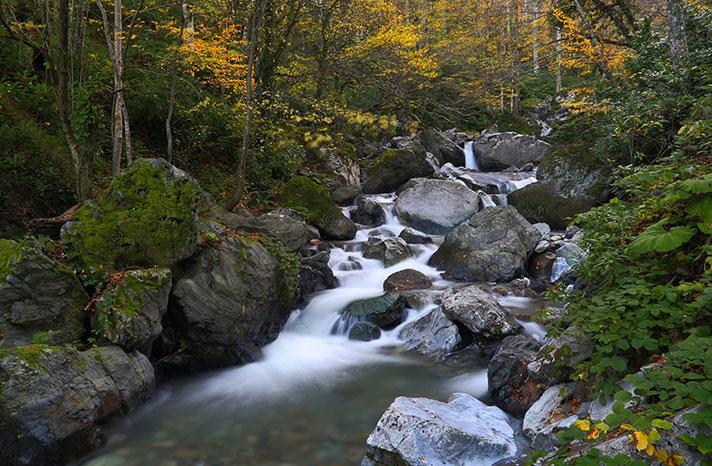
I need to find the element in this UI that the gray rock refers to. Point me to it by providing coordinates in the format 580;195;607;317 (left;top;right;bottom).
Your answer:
532;223;551;238
488;335;543;417
341;292;406;329
383;269;433;292
0;238;88;348
417;128;465;166
527;252;558;290
555;243;586;268
523;384;578;450
429;206;541;282
91;267;171;354
362;144;435;194
363;238;411;267
0;345;154;466
351;196;387;226
256;208;320;251
395;178;480;234
535;240;550;253
348;322;382;341
298;250;337;300
528;326;595;386
473;131;551;171
321;146;362;204
440;285;522;340
398;228;433;245
364;393;524;466
565;226;582;239
399;307;460;359
400;290;436;309
169;237;295;369
437;163;537;195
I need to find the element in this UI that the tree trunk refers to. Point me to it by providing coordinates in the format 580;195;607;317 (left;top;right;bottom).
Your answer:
666;0;688;66
224;0;265;212
556;21;563;93
166;3;187;163
531;0;541;74
55;0;92;200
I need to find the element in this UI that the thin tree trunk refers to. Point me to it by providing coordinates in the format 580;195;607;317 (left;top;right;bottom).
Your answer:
166;4;186;163
556;22;563;93
225;0;265;212
666;0;688;65
55;0;92;200
532;0;541;74
121;95;132;165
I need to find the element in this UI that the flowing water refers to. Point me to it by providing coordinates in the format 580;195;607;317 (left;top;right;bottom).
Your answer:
80;194;545;466
464;140;479;170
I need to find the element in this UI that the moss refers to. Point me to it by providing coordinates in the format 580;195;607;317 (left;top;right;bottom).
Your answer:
0;344;54;370
0;239;23;283
278;176;341;229
66;159;201;269
509;183;591;229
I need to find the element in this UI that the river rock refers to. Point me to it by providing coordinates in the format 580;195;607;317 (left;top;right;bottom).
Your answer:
473;131;551;171
168;237;295;370
256;208;320;251
398;228;432;245
527;326;595;386
440;285;522;340
91;267;171;354
321;145;362;204
395;178;480;234
509;145;609;229
0;345;154;466
523;384;579;450
279;176;356;240
527;252;558;291
62;158;203;269
361;144;435;194
555;243;586;268
298;250;337;301
0;237;88;348
532;223;551;238
488;335;543;417
437;163;537;194
348;321;382;342
383;269;433;292
350;196;386;227
363;238;410;266
364;393;524;465
341;292;406;329
429;206;540;282
398;307;460;359
417;128;465;166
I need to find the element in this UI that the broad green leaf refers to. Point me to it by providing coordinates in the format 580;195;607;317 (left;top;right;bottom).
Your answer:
628;219;696;256
686;194;712;234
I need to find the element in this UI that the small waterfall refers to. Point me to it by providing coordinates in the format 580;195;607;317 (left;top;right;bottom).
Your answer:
464;141;479;170
477;191;497;209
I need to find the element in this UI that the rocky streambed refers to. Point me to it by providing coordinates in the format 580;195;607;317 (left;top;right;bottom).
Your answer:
1;128;613;466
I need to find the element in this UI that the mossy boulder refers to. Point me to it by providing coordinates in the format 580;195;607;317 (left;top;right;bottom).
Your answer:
91;268;172;353
340;292;407;329
0;237;88;348
361;144;435;194
509;144;610;229
164;236;297;370
0;344;153;466
279;176;356;240
63;158;203;269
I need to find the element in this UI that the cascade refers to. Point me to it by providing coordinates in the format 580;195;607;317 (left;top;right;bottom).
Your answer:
464;141;479;170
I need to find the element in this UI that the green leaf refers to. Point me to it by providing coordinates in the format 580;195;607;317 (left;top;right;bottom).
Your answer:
628;219;696;256
686;195;712;234
679;174;712;195
651;419;673;430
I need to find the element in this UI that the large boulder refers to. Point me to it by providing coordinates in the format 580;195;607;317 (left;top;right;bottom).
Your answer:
417;128;465;166
395;178;480;234
0;238;88;348
340;292;406;329
364;393;525;465
62;158;203;269
361;145;435;194
298;250;337;301
350;196;386;227
255;208;320;251
0;345;154;466
429;206;540;282
383;269;433;292
279;176;356;240
91;267;172;354
168;237;297;370
488;335;543;417
440;285;522;340
398;307;460;359
363;238;411;267
320;145;362;204
509;145;610;229
473;131;551;171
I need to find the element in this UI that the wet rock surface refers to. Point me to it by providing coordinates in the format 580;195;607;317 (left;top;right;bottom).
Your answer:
440;285;522;340
473;131;551;171
398;307;460;359
488;335;543;417
383;269;433;292
363;238;411;266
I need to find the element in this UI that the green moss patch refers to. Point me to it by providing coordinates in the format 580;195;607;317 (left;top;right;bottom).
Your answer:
0;344;54;370
278;176;343;230
65;159;202;269
0;239;23;283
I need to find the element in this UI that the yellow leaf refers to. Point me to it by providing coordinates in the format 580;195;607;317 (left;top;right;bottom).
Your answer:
575;419;591;431
634;431;648;451
645;443;655;457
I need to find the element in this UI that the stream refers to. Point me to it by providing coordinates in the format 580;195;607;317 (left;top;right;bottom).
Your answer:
80;185;546;466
